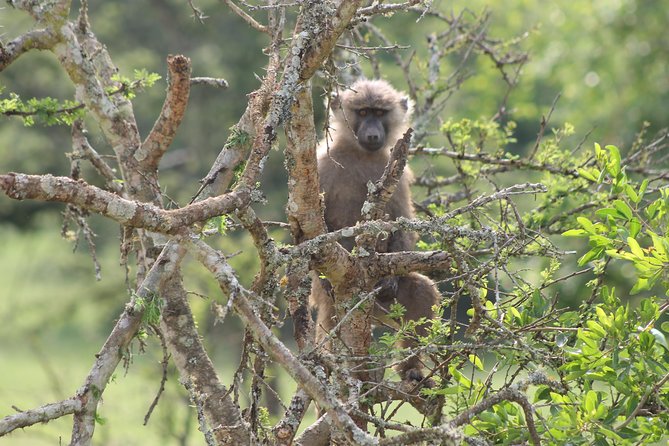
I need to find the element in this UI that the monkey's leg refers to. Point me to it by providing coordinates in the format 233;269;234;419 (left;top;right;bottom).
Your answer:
310;276;336;345
309;276;336;420
375;272;439;383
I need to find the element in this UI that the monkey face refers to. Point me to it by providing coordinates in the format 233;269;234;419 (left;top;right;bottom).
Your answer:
354;108;388;151
329;79;413;154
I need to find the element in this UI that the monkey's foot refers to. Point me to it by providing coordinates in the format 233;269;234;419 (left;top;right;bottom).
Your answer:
374;276;399;301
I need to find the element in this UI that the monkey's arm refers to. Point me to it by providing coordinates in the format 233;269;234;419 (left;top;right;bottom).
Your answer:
386;229;418;252
384;174;418;252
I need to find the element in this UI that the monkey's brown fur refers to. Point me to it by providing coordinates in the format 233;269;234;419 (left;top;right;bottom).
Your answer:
311;79;440;382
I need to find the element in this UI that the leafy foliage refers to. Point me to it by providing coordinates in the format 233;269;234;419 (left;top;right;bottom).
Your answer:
108;69;162;100
368;105;669;443
0;88;84;126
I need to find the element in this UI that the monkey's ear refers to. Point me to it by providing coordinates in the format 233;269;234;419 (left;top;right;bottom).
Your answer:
399;96;409;112
400;96;414;117
330;94;341;110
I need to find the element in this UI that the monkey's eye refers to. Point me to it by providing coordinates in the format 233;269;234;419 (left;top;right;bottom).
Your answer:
357;109;368;117
374;109;386;117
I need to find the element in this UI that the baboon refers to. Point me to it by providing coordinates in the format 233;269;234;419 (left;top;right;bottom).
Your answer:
311;79;440;382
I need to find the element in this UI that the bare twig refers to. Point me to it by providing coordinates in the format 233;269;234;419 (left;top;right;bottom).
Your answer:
71;120;123;194
143;324;171;426
528;93;561;160
190;76;229;88
222;0;268;33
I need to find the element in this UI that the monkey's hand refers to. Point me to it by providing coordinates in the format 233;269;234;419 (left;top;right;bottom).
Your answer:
401;368;435;390
374;276;399;302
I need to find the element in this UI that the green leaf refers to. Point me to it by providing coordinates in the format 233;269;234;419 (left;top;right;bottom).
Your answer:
595;208;620;220
631;277;650;294
629;218;641;238
469;354;484;370
627;237;644;258
595;307;612;329
613;200;633;220
605;249;637;261
586;320;607;338
646;199;662;220
584;390;598;414
594;142;603;158
599;427;623;442
578;247;604;265
577;216;597;233
606;144;622;177
649;231;668;261
625;185;639;203
650;328;669;350
431;386;462;395
578;167;598;182
639;178;649;199
639;331;655;351
589;235;612;247
563;229;587;237
449;366;472;389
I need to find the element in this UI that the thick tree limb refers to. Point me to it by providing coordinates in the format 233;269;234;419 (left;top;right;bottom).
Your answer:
273;388;313;446
297;1;364;82
294;413;332;446
159;269;250;445
0;173;251;234
139;54;192;170
0;29;56;71
284;83;327;243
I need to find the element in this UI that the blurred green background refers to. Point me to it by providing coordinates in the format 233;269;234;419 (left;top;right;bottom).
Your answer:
1;0;667;444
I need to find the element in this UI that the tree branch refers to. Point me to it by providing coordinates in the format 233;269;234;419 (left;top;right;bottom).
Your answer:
71;120;123;194
222;0;268;34
70;241;186;443
191;77;229;89
0;173;251;234
284;83;328;242
0;398;81;435
187;238;377;446
0;29;56;71
361;129;413;222
139;54;192;171
158;262;250;445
